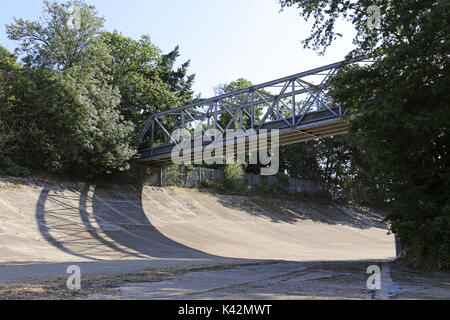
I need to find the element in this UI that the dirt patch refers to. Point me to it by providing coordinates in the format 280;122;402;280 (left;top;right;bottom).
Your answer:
0;262;273;300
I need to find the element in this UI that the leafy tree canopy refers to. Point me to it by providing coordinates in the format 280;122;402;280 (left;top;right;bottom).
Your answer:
3;1;135;177
102;32;195;131
2;1;196;177
0;45;20;72
280;0;450;268
6;0;106;70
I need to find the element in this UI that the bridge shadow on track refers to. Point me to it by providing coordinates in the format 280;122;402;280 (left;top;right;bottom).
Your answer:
35;185;218;261
34;183;390;263
210;193;389;229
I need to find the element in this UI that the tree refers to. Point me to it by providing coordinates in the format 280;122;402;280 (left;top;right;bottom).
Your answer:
280;0;450;269
158;45;196;107
6;0;105;70
0;46;28;176
53;67;135;176
1;64;136;177
280;135;377;201
280;141;322;181
4;1;135;177
0;46;19;71
3;1;196;177
101;32;195;132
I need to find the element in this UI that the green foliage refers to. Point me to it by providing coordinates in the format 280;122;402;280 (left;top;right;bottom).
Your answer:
161;165;189;187
281;0;450;268
102;32;195;134
280;141;322;181
0;156;30;177
223;162;244;190
199;178;215;190
1;1;195;178
280;135;381;202
158;45;196;107
6;0;105;70
2;1;136;177
393;215;450;269
0;46;20;71
54;67;136;176
2;66;135;177
0;46;23;174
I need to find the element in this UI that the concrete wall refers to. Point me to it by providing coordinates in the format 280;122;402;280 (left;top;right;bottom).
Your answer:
147;167;322;195
288;178;322;194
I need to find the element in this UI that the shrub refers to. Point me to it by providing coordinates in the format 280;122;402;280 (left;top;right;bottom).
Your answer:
223;163;244;190
0;156;30;177
393;215;450;270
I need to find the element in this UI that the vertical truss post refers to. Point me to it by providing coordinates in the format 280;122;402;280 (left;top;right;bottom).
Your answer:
214;102;218;130
292;80;296;126
181;111;185;129
150;120;155;156
206;105;211;129
239;109;243;128
250;90;255;129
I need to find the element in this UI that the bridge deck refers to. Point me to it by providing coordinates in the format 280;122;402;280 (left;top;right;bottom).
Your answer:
138;108;348;166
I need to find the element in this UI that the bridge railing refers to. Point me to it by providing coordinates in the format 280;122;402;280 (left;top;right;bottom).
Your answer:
137;57;367;155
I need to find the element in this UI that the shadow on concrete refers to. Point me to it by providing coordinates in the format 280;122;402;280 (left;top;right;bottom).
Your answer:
90;185;215;259
35;185;218;261
211;193;388;229
34;183;390;266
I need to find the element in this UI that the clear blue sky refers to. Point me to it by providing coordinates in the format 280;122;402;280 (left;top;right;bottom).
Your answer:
0;0;356;97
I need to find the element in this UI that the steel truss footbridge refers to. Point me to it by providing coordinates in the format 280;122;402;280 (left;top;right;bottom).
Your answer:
137;57;366;166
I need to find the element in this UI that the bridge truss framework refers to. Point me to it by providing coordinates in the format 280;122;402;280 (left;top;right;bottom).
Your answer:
137;57;366;165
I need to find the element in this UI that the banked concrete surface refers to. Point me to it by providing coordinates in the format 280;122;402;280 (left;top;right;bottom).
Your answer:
0;177;395;281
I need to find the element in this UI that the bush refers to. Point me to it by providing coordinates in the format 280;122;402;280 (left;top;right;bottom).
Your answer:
393;215;450;270
223;163;244;190
160;164;196;187
200;178;215;189
0;156;30;177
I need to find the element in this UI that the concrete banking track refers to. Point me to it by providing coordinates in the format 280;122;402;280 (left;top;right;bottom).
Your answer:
0;177;448;299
